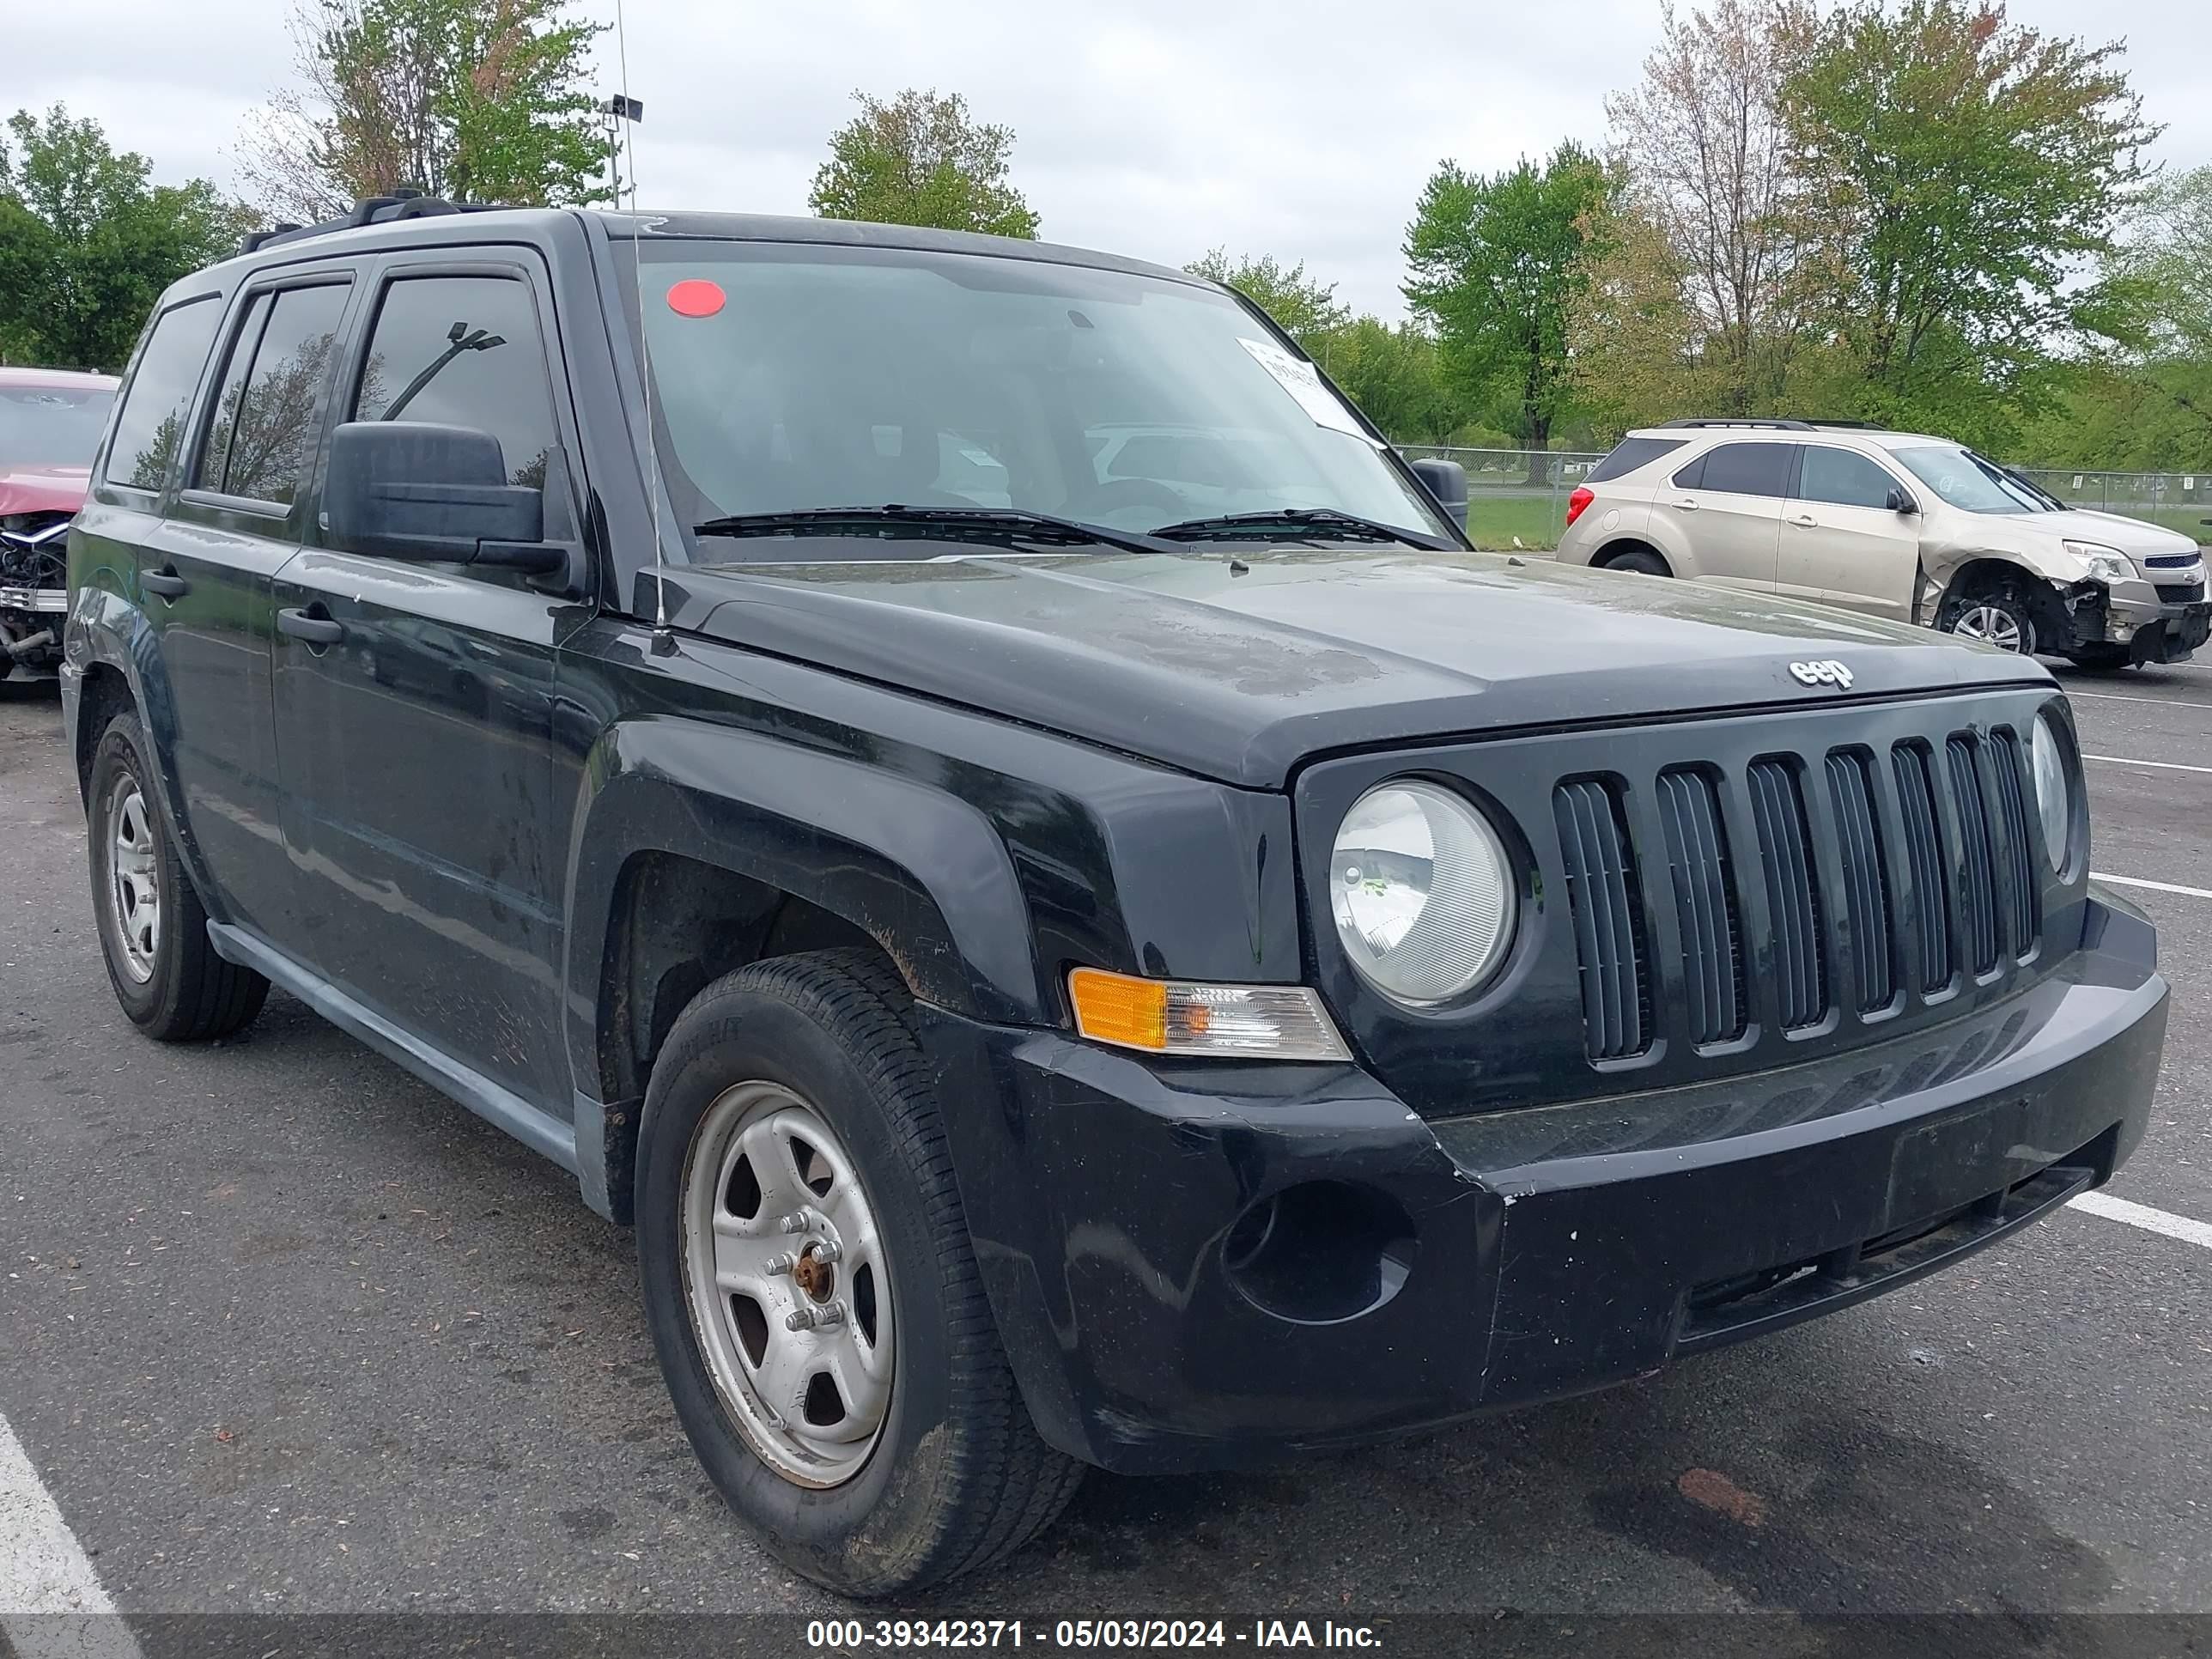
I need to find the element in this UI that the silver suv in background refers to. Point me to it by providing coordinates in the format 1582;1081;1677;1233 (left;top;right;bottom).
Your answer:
1554;419;2211;670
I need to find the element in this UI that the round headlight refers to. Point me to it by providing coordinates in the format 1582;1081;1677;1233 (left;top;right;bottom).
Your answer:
1330;781;1516;1006
2030;712;2075;872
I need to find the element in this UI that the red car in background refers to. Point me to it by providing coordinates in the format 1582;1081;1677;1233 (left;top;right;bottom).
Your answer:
2;366;119;679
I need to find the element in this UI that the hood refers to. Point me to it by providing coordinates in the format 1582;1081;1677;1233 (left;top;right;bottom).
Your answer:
656;548;2049;787
2003;508;2200;562
0;465;90;520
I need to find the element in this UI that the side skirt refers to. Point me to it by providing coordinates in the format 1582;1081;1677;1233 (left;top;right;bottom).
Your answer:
205;921;583;1181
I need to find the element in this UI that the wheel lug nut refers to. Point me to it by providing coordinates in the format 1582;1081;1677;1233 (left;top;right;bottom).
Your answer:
765;1253;796;1274
809;1241;842;1264
815;1301;848;1328
785;1307;819;1331
776;1212;810;1234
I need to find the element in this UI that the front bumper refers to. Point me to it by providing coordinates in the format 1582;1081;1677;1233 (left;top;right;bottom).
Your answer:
2068;577;2209;663
923;894;2166;1474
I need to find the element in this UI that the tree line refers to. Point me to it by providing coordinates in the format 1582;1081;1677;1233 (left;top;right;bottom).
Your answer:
3;0;2203;472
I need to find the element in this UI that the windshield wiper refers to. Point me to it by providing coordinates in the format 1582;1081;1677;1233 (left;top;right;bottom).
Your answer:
1147;508;1457;551
692;505;1183;558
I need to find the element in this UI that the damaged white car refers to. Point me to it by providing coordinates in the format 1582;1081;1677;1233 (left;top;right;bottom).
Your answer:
1554;419;2210;670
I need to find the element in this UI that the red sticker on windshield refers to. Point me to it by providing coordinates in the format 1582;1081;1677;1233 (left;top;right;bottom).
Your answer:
666;279;726;318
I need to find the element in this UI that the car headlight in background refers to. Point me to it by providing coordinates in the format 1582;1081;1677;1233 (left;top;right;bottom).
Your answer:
2030;711;2076;872
2063;541;2135;585
1331;781;1516;1006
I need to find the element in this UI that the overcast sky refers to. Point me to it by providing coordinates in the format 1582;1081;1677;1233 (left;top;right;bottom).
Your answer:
15;0;2210;319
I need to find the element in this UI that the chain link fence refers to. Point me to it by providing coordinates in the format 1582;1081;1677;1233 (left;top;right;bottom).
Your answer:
1403;446;2212;553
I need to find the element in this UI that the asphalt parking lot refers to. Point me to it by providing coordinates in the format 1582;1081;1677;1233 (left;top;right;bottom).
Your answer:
2;657;2209;1655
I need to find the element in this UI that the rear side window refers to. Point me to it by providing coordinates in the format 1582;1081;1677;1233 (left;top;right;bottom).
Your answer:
352;275;559;490
1586;436;1686;484
210;283;350;507
1798;445;1900;510
102;297;222;493
1686;441;1794;498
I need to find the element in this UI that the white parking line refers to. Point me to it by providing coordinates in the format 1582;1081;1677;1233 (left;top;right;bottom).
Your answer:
2073;1191;2212;1251
2064;688;2212;709
2083;752;2212;775
2092;872;2212;901
0;1408;138;1658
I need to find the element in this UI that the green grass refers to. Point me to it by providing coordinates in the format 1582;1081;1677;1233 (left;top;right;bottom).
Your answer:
1464;494;1565;551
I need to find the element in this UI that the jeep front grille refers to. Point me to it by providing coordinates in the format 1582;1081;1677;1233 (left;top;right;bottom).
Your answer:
1553;722;2041;1059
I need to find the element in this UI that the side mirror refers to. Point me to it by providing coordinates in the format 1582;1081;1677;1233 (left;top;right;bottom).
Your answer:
1407;457;1469;532
323;421;562;573
1887;485;1919;515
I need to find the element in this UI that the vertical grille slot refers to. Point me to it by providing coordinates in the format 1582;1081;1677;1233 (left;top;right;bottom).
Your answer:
1553;779;1650;1060
1947;734;2000;975
1655;768;1746;1045
1824;750;1894;1012
1892;743;1953;993
1747;758;1827;1030
1989;729;2041;957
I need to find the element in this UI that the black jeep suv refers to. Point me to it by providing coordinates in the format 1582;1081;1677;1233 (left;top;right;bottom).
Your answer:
64;199;2167;1596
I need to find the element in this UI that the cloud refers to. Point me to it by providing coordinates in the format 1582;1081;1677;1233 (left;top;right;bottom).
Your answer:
11;0;2209;319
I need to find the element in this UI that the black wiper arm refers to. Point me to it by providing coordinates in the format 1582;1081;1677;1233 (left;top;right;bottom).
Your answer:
691;505;1183;558
1148;508;1456;551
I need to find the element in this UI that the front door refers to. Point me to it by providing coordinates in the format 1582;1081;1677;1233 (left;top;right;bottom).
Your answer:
269;259;590;1115
1665;441;1793;592
1781;443;1923;621
139;276;355;942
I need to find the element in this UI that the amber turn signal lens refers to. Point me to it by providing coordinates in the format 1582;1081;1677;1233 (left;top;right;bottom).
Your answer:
1066;967;1352;1062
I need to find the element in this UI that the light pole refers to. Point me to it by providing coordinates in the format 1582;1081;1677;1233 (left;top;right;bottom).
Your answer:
599;93;644;209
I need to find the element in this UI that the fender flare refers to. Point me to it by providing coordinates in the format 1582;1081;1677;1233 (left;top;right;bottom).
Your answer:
560;716;1045;1098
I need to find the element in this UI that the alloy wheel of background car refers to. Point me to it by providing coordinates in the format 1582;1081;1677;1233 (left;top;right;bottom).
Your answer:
1949;600;2033;654
104;782;161;983
678;1079;894;1487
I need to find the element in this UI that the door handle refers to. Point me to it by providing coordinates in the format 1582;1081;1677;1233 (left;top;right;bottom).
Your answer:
277;605;343;647
1673;498;1700;511
140;568;188;599
1788;514;1819;527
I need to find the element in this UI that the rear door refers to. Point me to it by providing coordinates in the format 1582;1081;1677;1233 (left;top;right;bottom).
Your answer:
268;254;588;1115
1780;443;1922;620
1662;441;1793;593
140;273;356;944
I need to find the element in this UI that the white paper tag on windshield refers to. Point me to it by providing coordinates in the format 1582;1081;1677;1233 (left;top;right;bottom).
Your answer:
1237;337;1374;442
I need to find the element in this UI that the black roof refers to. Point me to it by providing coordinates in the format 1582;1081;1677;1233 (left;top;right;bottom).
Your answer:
225;193;1198;288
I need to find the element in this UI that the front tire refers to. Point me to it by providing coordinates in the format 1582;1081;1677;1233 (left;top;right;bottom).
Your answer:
635;947;1084;1597
1941;584;2038;654
87;709;269;1041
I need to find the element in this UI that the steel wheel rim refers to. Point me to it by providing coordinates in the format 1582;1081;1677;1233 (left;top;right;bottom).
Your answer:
106;782;160;983
1954;604;2027;653
678;1081;895;1488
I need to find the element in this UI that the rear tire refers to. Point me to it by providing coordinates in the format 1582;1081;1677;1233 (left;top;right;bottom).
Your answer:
1603;547;1671;576
87;709;269;1041
635;947;1084;1597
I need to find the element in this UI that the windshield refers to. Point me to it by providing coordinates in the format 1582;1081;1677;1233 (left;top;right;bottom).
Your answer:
0;385;115;471
1892;444;2051;515
620;240;1454;556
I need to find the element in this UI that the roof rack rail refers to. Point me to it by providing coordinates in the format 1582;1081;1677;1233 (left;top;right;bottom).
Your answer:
1656;417;1814;431
237;189;509;257
1806;417;1881;428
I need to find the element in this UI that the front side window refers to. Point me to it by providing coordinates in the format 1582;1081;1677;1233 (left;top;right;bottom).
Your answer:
211;283;349;506
102;297;222;493
1692;441;1794;499
621;241;1453;556
354;275;559;491
1798;446;1901;511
